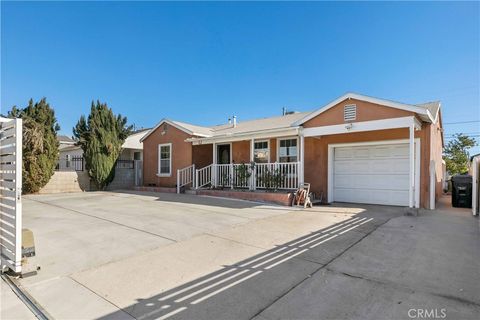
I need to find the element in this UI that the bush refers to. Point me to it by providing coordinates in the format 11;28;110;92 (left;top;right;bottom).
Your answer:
73;101;132;189
5;99;60;194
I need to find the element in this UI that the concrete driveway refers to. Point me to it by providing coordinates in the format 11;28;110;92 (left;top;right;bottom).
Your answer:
5;192;479;320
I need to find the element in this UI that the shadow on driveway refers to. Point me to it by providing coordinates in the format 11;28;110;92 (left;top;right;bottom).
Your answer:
97;206;398;320
115;189;292;210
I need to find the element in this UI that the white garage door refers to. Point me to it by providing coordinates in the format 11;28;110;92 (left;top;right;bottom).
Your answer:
333;143;410;206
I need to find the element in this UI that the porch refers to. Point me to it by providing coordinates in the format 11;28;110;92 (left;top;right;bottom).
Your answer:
176;131;306;194
177;161;302;194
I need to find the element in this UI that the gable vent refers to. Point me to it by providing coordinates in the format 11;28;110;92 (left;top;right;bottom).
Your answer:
344;104;357;122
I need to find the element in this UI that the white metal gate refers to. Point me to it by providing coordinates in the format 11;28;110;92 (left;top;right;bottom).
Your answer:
134;160;142;186
0;117;22;273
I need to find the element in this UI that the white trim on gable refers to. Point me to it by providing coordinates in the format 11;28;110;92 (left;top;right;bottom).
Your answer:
303;116;422;137
292;92;434;126
141;119;211;143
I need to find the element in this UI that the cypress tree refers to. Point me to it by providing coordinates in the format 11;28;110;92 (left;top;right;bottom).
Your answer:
5;98;60;193
73;101;132;190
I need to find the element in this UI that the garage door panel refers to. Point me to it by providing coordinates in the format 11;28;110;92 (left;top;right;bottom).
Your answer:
371;146;393;158
391;145;409;157
335;148;354;159
333;143;410;206
353;148;370;159
334;174;409;190
334;188;409;206
335;159;408;175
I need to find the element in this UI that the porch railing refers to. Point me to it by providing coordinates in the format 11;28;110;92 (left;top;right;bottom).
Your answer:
196;164;212;189
176;162;300;193
176;164;195;193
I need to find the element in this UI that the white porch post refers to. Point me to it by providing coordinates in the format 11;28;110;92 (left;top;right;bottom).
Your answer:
429;160;436;210
299;133;305;185
176;169;180;194
192;164;196;189
409;123;415;208
250;138;256;190
212;143;217;187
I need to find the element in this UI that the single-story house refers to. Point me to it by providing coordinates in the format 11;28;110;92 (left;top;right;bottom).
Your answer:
56;129;149;170
141;93;444;209
58;135;84;170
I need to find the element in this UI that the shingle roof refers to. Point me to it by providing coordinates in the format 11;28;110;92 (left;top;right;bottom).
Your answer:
209;112;310;136
143;93;441;142
57;135;75;143
170;120;214;137
415;101;441;120
122;130;150;149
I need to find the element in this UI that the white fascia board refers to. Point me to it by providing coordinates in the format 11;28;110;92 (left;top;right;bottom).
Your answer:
140;119;211;142
303;116;417;137
187;127;300;145
292;92;430;126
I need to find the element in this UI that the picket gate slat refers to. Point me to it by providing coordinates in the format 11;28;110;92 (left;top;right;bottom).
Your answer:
0;117;22;273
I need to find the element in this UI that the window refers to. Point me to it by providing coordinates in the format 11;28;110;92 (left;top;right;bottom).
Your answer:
158;143;171;176
133;151;141;160
278;138;297;163
344;104;356;122
254;141;269;163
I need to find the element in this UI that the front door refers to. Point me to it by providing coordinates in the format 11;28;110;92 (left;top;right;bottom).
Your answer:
217;144;231;164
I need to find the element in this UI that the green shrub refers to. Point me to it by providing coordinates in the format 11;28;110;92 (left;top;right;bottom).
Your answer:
5;99;60;194
73;101;132;190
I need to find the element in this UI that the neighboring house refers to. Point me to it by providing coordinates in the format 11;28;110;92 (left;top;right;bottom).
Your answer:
58;135;83;170
119;129;148;161
141;92;444;209
56;130;149;171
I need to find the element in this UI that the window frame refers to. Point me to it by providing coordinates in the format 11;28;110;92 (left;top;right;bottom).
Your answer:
276;137;299;163
157;143;172;177
253;139;270;163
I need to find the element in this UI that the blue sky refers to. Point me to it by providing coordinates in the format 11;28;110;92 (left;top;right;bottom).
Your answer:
1;1;479;153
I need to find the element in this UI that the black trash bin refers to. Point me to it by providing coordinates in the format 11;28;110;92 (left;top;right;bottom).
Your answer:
451;174;472;208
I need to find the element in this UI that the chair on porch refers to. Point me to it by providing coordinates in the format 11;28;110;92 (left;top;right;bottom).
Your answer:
293;183;313;208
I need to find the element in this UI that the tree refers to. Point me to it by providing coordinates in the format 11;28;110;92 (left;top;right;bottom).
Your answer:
443;133;477;175
73;101;132;189
5;98;60;193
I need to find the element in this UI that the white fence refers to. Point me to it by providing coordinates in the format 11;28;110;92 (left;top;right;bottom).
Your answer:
0;117;22;273
177;162;300;193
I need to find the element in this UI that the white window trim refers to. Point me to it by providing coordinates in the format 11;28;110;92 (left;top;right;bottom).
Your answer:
253;139;270;163
327;138;421;208
157;143;172;177
276;137;299;163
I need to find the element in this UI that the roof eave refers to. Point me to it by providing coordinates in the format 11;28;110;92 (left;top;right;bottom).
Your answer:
187;126;301;144
292;92;433;126
140;119;213;142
